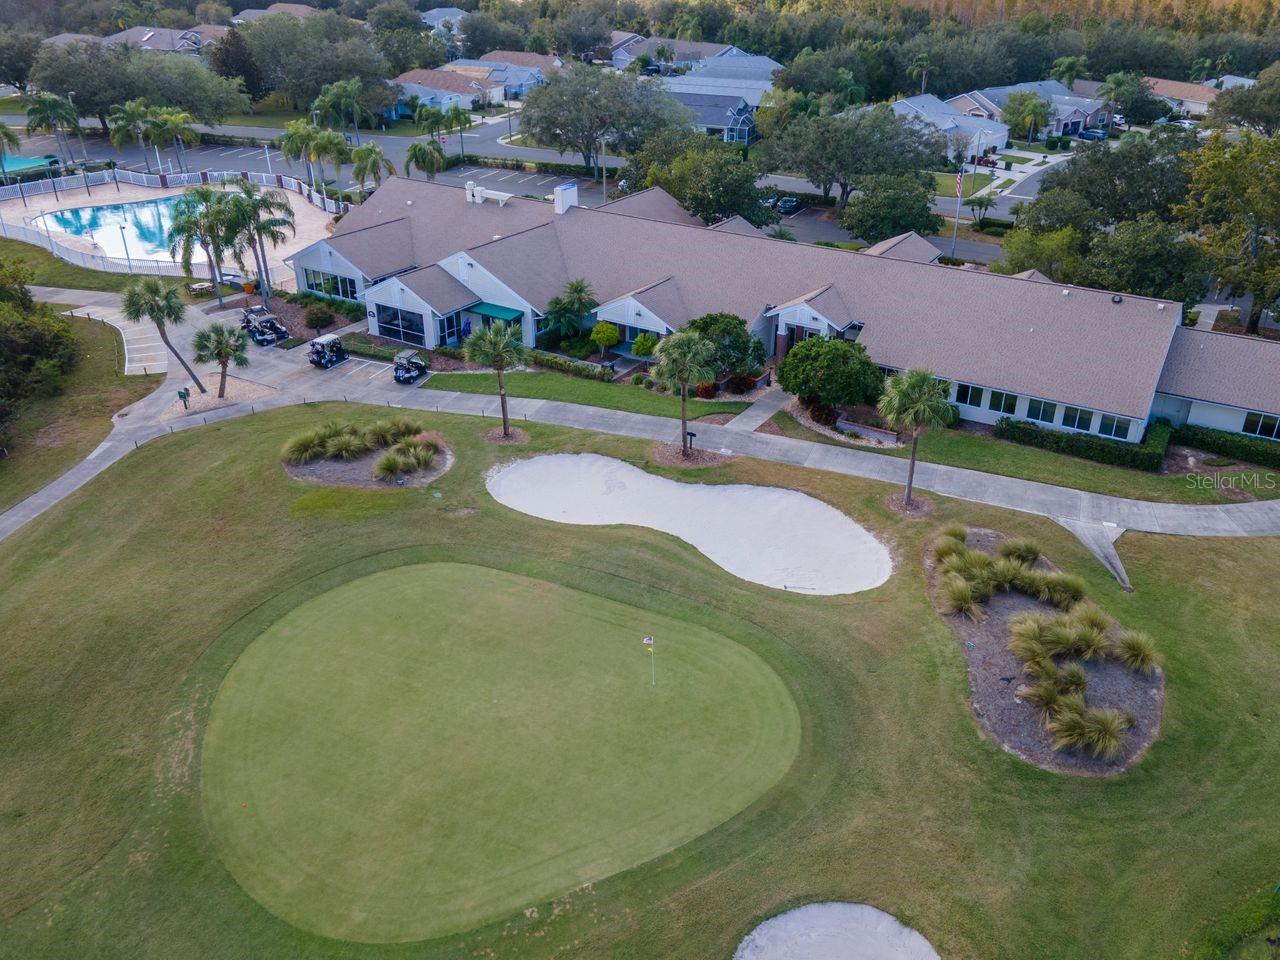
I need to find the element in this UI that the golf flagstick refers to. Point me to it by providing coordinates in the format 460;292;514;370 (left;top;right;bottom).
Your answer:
643;635;655;686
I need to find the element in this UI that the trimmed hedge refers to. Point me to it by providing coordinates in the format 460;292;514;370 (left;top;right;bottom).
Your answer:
1173;423;1280;470
528;349;612;381
340;332;399;361
994;417;1173;472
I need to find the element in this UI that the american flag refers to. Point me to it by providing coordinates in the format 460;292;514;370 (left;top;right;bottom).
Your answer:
955;169;965;198
642;635;654;647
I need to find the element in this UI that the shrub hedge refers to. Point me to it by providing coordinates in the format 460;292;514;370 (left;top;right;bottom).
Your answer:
340;333;398;361
528;349;612;381
1171;424;1280;470
994;417;1173;472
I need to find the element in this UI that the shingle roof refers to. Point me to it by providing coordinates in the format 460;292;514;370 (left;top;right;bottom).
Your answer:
479;50;561;71
464;207;1178;417
105;26;203;50
666;91;749;128
709;215;766;237
632;277;689;321
862;231;940;264
396;264;480;315
395;68;503;94
43;32;101;45
663;75;773;107
191;23;230;41
690;54;781;81
951;80;1104;123
622;37;733;61
326;218;416;280
1157;327;1280;415
1145;76;1220;105
597;187;705;227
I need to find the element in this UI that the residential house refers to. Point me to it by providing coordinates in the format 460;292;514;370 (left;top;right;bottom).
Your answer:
479;50;563;72
688;54;782;82
420;6;468;35
663;74;774;109
231;2;319;24
945;79;1108;139
1205;74;1256;91
445;53;554;99
667;91;758;143
1145;76;1219;117
390;68;505;117
41;32;102;46
103;26;218;55
891;94;1009;160
281;175;1280;451
610;35;747;71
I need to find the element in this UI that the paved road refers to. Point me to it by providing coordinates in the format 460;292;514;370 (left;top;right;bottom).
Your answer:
780;207;1003;264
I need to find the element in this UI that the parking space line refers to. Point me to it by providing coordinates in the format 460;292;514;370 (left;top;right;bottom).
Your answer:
476;169;501;178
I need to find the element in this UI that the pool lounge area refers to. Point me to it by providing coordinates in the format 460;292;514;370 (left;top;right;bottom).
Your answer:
34;195;184;263
1;154;59;176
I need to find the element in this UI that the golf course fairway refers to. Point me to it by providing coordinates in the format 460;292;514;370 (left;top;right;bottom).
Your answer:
201;562;801;943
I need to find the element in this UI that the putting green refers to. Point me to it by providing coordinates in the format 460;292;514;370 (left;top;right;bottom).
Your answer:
201;562;800;943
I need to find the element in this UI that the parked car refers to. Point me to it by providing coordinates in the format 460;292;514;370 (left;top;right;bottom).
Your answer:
1171;118;1198;130
761;195;779;209
1112;113;1126;126
1078;128;1108;141
975;155;999;168
393;349;428;384
308;334;348;369
777;196;801;215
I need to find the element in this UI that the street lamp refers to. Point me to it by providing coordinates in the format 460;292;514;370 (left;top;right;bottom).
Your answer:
67;90;89;163
119;224;133;273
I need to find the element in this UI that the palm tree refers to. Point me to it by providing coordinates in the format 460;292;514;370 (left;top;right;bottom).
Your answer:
1050;55;1089;91
280;118;320;190
26;93;78;166
908;54;934;95
108;98;156;174
314;78;371;145
463;319;528;437
0;120;20;186
351;140;395;196
546;278;597;338
145;108;199;173
405;139;446;180
1189;57;1214;82
311;128;350;196
223;177;296;304
876;368;954;507
169;185;233;308
1004;92;1052;144
654;42;675;72
652;330;718;458
192;321;249;398
413;103;444;138
965;193;996;226
121;275;207;392
443;103;472;160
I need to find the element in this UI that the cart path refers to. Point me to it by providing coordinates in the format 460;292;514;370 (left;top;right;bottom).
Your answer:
4;289;1280;578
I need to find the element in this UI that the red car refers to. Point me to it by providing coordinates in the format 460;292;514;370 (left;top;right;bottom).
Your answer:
975;155;999;168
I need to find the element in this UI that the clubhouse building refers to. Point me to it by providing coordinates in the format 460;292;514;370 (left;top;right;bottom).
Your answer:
288;177;1280;447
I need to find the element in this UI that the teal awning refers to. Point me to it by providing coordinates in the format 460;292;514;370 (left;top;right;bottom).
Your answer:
469;302;523;322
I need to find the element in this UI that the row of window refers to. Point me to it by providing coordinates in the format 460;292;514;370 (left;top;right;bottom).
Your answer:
953;382;1132;439
1244;411;1280;440
303;268;358;301
376;303;425;346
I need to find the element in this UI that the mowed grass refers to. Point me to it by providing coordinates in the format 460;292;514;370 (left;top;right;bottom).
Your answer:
0;404;1278;959
427;370;751;418
768;411;1280;504
932;171;993;197
0;314;161;511
202;562;798;943
0;238;134;292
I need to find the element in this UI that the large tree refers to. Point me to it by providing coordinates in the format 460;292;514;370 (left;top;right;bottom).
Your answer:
463;320;528;438
650;145;775;227
1002;91;1052;142
685;313;767;379
991;226;1087;283
652;330;718;458
206;27;263;102
29;40;132;132
459;11;524;59
778;336;883;410
840;174;942;244
1039;130;1195;225
877;369;954;508
1178;131;1280;334
1095;71;1166;126
0;30;41;94
1078;214;1206;310
1209;60;1280;134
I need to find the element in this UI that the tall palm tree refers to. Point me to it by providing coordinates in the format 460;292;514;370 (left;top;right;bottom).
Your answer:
1189;57;1214;82
311;127;350;196
965;193;995;225
405;139;445;180
193;321;249;398
652;330;717;457
463;319;528;437
909;54;934;95
443;103;472;160
145;108;199;173
1050;55;1089;91
876;368;954;506
350;140;395;196
314;78;371;145
108;98;155;174
414;103;444;138
280;118;320;190
547;278;597;338
654;42;675;72
169;185;233;307
121;275;206;392
26;93;78;166
223;177;296;304
0;120;20;186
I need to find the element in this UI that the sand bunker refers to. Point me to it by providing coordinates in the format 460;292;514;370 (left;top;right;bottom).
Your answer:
734;903;940;960
485;454;891;595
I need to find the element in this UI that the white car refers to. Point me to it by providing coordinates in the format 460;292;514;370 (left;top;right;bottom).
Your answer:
1112;113;1126;126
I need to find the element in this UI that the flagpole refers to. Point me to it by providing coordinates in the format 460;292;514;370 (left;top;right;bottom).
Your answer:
650;647;656;687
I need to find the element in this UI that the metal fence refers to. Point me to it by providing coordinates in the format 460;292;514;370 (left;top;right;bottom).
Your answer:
0;167;350;281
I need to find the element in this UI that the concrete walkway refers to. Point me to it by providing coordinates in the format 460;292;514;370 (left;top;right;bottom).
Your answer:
4;288;1280;579
724;385;789;432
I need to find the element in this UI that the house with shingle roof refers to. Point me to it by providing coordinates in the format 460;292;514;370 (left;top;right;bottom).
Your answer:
666;92;757;143
946;79;1108;139
391;67;505;115
611;34;747;71
419;6;467;35
103;25;221;55
1144;76;1219;117
890;94;1009;161
289;176;1280;446
231;2;319;24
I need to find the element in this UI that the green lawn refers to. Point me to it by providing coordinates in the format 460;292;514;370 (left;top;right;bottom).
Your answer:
933;171;993;197
768;411;1279;504
0;95;24;114
1009;139;1074;155
202;562;797;943
426;370;751;418
0;314;161;512
0;238;134;292
1;404;1278;959
998;153;1033;164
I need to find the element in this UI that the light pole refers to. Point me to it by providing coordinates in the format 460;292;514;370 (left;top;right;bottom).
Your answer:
119;224;133;273
67;91;89;163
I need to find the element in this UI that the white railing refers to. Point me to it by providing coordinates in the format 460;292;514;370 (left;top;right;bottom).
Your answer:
0;168;351;280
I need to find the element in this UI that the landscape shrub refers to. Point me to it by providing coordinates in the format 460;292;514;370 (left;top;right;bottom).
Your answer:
933;535;968;562
631;373;645;385
304;303;335;330
1056;662;1089;696
1171;424;1280;470
285;291;363;324
282;431;326;464
528;349;612;381
808;401;839;426
695;380;717;399
588;321;621;356
1116;631;1162;673
341;334;397;361
632;332;658;357
392;437;434;470
997;538;1041;566
556;337;596;361
778;336;883;410
943;573;982;620
434;345;465;361
940;523;968;542
993;417;1173;472
324;433;369;461
1017;678;1064;716
374;452;410;480
988;557;1026;592
1069;601;1112;634
363;421;398;448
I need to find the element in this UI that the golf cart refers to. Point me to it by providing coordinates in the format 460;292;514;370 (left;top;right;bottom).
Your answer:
393;349;428;384
308;334;348;369
240;305;287;346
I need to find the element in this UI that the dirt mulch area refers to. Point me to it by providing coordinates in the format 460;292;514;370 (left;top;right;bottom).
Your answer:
695;412;737;425
885;491;933;518
427;350;485;372
647;441;736;468
755;416;785;436
484;426;528;444
1161;443;1273;502
284;444;455;490
220;295;312;340
925;527;1164;777
1212;313;1280;342
158;373;275;422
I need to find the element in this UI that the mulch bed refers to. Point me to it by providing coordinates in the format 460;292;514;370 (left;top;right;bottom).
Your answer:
647;441;736;468
283;445;454;490
755;416;784;436
695;412;737;426
484;426;528;444
427;351;485;372
885;492;933;518
1160;444;1272;502
221;295;312;340
1212;314;1280;342
925;527;1164;777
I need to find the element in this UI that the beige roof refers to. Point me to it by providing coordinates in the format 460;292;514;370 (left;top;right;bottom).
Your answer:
597;187;705;227
465;207;1178;417
710;215;766;237
1012;268;1053;282
479;50;561;71
396;68;502;94
862;231;940;264
1157;327;1280;415
191;23;230;40
1145;76;1219;105
396;264;479;315
440;63;499;81
326;218;415;280
323;178;555;276
631;277;688;321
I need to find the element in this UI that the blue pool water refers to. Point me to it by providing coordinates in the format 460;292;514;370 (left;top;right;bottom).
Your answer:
36;195;183;262
2;154;59;174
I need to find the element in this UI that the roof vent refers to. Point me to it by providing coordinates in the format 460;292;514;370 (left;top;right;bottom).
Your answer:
1111;294;1123;303
1061;289;1069;296
1158;303;1166;311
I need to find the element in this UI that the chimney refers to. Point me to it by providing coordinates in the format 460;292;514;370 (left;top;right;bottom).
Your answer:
553;182;578;215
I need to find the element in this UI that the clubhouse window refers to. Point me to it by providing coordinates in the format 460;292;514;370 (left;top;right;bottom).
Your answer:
303;267;358;301
1243;411;1280;440
988;390;1017;414
375;303;425;346
1062;406;1093;431
1026;398;1057;424
955;383;983;407
1098;414;1132;440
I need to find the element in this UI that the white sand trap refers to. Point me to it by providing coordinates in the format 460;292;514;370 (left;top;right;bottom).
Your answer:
485;454;891;595
734;903;941;960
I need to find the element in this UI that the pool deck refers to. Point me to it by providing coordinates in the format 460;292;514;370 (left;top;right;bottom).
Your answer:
0;180;334;288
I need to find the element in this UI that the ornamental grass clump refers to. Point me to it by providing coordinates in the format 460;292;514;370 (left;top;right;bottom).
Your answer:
940;523;968;542
392;437;435;471
362;420;398;448
943;573;982;620
282;431;327;465
997;538;1042;567
1116;631;1162;673
324;433;369;461
1049;705;1134;760
374;452;412;481
933;535;968;562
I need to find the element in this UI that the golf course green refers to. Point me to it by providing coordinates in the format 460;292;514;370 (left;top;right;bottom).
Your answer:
201;562;801;943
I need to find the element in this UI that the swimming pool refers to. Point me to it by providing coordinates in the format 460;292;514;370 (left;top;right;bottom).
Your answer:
2;154;59;174
36;195;183;262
